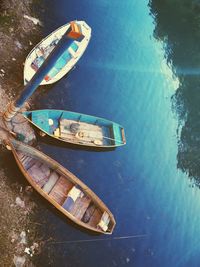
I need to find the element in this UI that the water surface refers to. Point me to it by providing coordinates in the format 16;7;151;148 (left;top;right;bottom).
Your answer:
32;1;200;266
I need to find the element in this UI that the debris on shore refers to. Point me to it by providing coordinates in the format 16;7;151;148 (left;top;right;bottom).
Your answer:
0;0;44;266
23;14;42;26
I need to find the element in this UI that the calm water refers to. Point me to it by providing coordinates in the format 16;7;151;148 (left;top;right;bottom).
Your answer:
31;1;200;266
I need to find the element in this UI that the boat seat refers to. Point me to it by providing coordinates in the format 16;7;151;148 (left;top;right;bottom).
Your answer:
97;211;110;232
87;208;102;227
71;196;91;220
49;176;73;205
43;171;59;194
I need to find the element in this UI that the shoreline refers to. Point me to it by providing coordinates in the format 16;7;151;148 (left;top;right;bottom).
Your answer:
0;0;45;266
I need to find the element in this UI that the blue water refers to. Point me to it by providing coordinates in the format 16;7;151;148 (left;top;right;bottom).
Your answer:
32;1;200;266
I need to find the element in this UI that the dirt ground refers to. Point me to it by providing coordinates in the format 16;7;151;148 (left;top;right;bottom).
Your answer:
0;0;45;266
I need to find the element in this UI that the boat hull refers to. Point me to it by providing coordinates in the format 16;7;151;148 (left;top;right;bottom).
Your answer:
23;109;126;148
7;138;116;234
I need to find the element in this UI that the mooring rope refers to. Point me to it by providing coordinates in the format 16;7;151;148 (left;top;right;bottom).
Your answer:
48;234;149;245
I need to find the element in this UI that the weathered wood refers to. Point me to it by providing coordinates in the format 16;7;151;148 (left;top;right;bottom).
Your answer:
23;157;37;170
18;154;37;170
49;176;73;205
27;162;50;187
88;208;102;227
40;163;51;177
8;138;116;234
43;171;59;193
71;196;91;220
97;211;110;232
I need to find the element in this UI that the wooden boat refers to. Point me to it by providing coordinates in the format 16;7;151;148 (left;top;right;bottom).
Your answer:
6;138;116;234
23;109;126;148
24;20;91;85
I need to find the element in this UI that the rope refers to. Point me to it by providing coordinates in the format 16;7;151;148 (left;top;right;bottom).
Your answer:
99;135;124;144
48;234;149;245
58;133;124;145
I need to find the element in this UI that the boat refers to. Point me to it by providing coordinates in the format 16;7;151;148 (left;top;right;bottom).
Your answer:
24;20;91;85
6;138;116;234
23;109;126;148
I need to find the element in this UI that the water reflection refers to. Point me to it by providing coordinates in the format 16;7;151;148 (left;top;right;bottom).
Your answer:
149;0;200;185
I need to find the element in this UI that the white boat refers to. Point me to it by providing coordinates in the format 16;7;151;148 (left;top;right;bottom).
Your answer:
24;21;91;85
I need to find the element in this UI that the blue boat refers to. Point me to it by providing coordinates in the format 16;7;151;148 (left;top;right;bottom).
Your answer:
23;109;126;148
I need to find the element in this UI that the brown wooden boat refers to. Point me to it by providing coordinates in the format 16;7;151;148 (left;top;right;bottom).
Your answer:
6;138;116;234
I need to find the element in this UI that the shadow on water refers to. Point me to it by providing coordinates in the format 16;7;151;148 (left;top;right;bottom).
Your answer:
149;0;200;186
35;132;116;153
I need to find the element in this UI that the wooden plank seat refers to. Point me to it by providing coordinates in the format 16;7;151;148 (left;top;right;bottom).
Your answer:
71;196;91;220
97;211;110;232
42;171;59;194
87;208;102;227
49;176;73;205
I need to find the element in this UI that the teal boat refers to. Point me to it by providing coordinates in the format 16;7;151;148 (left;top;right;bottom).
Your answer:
23;110;126;148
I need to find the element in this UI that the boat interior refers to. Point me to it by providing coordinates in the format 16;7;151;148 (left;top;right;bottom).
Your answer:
31;40;79;81
16;148;113;233
28;111;122;146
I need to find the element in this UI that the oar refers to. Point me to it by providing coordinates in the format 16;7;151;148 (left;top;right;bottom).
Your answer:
101;135;124;144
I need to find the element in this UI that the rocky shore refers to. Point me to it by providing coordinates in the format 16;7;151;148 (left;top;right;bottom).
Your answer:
0;0;45;266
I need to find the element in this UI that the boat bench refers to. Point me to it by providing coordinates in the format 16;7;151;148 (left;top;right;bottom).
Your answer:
87;209;102;227
97;211;110;232
49;176;73;205
43;171;59;194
